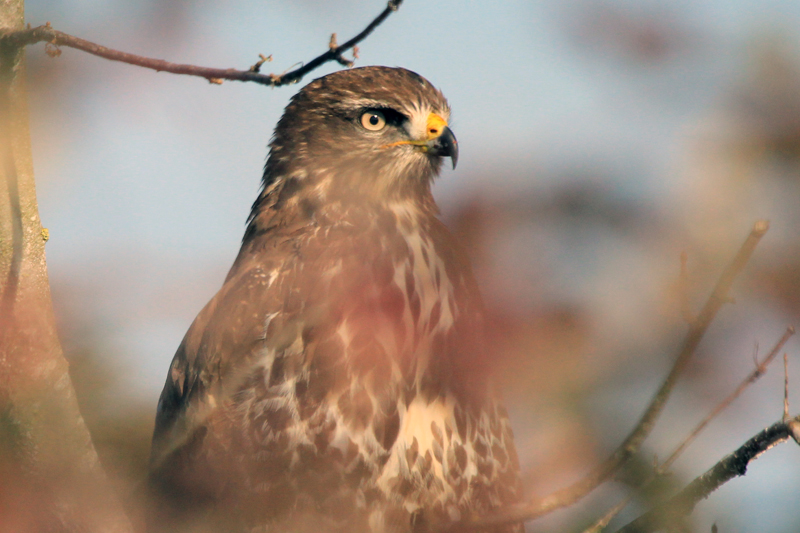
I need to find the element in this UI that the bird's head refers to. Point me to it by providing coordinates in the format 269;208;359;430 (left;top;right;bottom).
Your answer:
262;66;458;205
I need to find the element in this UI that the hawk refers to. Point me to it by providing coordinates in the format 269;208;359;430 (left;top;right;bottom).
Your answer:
149;66;522;533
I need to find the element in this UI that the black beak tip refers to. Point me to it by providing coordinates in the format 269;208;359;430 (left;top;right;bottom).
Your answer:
434;126;459;170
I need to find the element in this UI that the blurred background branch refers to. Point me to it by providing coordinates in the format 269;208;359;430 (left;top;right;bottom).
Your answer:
0;0;132;531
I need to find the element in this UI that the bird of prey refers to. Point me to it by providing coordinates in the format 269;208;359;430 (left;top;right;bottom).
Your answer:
149;66;522;533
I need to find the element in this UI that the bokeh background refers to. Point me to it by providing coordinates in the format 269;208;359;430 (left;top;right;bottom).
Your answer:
20;0;800;531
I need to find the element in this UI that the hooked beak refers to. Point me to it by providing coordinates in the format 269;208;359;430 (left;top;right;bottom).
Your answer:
430;126;458;169
381;113;459;169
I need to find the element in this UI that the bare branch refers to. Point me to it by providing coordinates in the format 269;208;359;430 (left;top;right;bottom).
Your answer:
248;53;273;74
664;326;793;466
0;0;403;87
614;415;800;533
583;500;629;533
439;221;769;532
784;353;790;421
582;326;794;533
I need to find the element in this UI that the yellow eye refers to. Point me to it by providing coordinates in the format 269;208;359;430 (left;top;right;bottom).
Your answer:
360;110;386;131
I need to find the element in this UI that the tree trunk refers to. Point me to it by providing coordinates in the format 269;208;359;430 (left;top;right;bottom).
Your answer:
0;1;133;531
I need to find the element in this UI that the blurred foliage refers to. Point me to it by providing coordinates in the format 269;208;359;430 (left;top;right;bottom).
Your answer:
59;320;154;523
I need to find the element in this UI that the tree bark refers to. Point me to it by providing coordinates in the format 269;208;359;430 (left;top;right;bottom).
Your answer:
0;1;132;531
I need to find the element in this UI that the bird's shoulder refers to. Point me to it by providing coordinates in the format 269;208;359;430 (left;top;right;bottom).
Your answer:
151;200;463;458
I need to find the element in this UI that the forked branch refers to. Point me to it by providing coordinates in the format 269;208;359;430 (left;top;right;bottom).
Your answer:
440;221;770;532
584;326;795;533
615;415;800;533
0;0;402;86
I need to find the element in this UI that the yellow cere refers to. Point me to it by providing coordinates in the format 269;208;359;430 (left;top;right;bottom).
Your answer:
425;113;448;140
380;113;449;150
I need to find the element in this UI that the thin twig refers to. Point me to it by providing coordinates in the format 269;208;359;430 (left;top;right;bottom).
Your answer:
439;221;769;532
279;0;402;84
784;353;790;421
248;53;272;73
583;499;629;533
615;415;800;533
789;419;800;445
0;0;403;86
665;326;793;466
582;326;794;533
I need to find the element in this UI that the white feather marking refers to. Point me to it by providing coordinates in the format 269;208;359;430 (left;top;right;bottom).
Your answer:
403;102;450;142
404;103;434;142
263;311;278;331
389;202;457;380
398;396;453;478
322;259;343;280
375;394;489;514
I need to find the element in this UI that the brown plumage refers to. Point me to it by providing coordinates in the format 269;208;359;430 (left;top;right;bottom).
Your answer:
149;67;522;533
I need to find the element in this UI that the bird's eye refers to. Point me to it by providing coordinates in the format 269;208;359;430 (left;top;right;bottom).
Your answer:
360;110;387;131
